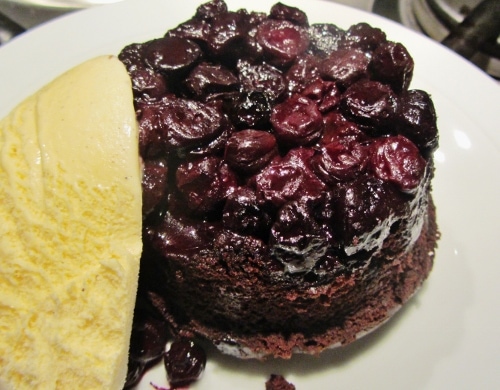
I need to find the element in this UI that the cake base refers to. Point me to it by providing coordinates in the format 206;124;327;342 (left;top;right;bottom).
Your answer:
147;199;438;359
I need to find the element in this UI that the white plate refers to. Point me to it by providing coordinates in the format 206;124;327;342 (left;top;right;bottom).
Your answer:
1;0;499;389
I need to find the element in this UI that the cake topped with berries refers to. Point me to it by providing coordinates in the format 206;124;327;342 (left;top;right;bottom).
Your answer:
122;0;439;383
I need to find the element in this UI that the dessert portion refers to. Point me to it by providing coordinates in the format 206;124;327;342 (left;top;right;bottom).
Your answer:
0;56;142;390
123;0;439;369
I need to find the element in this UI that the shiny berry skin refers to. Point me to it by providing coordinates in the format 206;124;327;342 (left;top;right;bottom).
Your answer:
341;79;398;133
164;339;206;387
320;48;371;87
144;36;202;74
396;89;439;153
270;94;323;146
312;141;368;184
224;129;277;174
371;41;414;92
256;19;310;67
270;198;329;274
369;135;427;193
176;156;236;214
255;148;326;207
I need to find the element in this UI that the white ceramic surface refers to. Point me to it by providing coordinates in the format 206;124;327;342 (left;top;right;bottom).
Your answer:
1;1;499;389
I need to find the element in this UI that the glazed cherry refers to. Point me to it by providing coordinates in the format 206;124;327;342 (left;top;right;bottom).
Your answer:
270;94;323;146
144;36;202;74
256;19;310;67
300;78;341;113
237;61;286;102
224;129;277;173
321;111;369;145
176;156;236;213
371;41;414;92
284;54;321;95
233;91;272;129
307;23;345;57
312;141;368;184
142;159;168;216
223;186;272;236
270;198;329;274
369;135;427;193
185;62;238;97
164;339;206;387
129;316;169;365
255;148;325;207
269;2;308;26
320;48;371;87
195;0;227;19
396;89;439;153
341;79;398;132
342;22;387;51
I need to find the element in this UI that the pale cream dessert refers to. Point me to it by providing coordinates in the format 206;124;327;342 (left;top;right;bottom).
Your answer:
0;56;142;389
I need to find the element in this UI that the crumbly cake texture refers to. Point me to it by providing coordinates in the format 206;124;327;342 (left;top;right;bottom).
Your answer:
123;0;440;369
147;200;437;359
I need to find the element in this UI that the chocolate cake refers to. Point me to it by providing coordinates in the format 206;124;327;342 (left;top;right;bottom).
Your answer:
122;0;439;382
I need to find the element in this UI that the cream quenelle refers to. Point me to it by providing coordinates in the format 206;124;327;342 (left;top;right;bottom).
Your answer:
0;56;142;389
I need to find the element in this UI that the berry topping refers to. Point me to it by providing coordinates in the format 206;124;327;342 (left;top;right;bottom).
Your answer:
270;94;323;145
312;141;368;183
256;19;310;66
144;37;202;74
176;156;236;213
341;79;398;132
371;41;414;92
369;135;427;192
270;198;329;273
255;148;325;207
320;48;371;87
396;89;438;153
164;339;206;387
224;129;278;173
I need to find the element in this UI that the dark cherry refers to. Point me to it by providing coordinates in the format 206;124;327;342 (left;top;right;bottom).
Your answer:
312;141;368;184
369;135;427;193
185;62;238;97
255;148;326;207
320;48;371;87
237;60;286;102
321;111;369;145
130;68;168;99
307;23;346;57
176;155;237;213
333;176;406;253
371;41;414;92
342;22;387;51
142;159;168;217
223;186;272;236
144;36;202;74
205;11;252;59
340;79;398;132
195;0;228;19
119;43;145;72
284;54;321;95
269;2;308;26
129;316;168;364
270;198;329;274
300;78;341;113
140;96;225;153
396;89;439;153
270;94;323;146
232;91;272;129
224;129;277;174
256;19;310;67
164;339;206;387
